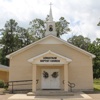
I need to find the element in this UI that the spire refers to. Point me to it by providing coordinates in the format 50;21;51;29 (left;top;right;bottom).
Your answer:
45;3;57;36
49;2;53;21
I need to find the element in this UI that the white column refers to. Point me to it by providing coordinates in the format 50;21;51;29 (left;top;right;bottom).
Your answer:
32;64;36;92
64;64;68;91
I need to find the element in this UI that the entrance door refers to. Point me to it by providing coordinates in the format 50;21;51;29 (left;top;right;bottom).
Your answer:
41;69;60;89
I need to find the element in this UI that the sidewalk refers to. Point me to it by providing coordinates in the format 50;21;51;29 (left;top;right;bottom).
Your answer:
0;92;92;100
0;91;100;100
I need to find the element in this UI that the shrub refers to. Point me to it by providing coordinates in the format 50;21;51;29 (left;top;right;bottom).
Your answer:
0;80;4;88
4;82;9;90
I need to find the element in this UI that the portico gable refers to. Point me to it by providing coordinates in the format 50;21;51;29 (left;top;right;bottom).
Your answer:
28;50;72;64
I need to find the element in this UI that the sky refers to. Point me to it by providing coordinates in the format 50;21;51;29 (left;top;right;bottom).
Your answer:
0;0;100;41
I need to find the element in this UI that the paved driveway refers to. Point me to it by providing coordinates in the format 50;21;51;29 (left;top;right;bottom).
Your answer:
85;91;100;100
0;94;13;100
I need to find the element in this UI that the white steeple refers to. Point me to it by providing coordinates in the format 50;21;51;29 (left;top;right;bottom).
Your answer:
45;3;57;36
49;3;53;21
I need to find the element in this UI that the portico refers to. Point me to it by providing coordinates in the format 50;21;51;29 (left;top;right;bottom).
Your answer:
28;50;72;92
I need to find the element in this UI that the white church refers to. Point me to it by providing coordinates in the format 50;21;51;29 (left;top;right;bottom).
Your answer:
6;5;95;95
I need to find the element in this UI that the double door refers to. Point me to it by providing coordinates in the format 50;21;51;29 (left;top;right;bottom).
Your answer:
41;69;60;89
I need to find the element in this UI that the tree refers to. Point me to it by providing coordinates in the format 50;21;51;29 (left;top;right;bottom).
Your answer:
67;35;91;51
28;18;46;39
0;19;36;65
88;38;100;78
17;27;35;48
0;19;18;65
56;17;71;37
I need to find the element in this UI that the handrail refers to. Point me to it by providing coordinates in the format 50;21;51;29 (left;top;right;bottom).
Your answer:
68;81;75;92
5;79;75;93
8;80;32;83
62;80;75;92
5;79;39;93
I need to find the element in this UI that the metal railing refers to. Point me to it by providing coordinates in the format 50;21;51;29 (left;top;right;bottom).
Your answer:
5;79;75;93
5;80;39;93
68;81;75;92
63;80;75;92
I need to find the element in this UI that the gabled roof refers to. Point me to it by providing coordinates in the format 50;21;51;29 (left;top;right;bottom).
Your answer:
6;35;95;59
28;50;72;63
0;64;9;72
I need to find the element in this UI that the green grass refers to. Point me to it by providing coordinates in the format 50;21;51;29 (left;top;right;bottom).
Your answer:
94;79;100;91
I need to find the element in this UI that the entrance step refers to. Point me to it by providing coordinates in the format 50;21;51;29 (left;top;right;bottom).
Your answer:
27;90;74;96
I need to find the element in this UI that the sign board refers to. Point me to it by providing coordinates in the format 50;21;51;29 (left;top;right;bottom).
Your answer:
40;57;60;62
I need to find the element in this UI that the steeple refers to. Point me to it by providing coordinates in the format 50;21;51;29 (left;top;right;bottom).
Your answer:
45;3;57;36
49;3;53;21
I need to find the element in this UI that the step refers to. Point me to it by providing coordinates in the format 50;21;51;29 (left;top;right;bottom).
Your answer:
4;90;10;93
27;91;74;96
4;89;32;94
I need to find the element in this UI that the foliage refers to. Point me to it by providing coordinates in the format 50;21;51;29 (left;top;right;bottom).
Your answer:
55;17;71;37
0;19;35;66
4;83;9;90
0;80;4;88
67;35;91;51
88;38;100;78
16;27;35;48
94;79;100;91
29;18;46;39
0;19;18;65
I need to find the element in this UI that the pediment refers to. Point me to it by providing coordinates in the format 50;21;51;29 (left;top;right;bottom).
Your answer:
28;50;72;64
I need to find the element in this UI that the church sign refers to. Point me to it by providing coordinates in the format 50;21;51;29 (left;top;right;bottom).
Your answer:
40;57;60;62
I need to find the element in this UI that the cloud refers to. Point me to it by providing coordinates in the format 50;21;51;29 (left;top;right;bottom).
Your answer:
0;0;100;41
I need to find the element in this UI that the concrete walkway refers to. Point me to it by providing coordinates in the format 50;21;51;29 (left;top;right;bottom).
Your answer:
7;92;92;100
1;92;100;100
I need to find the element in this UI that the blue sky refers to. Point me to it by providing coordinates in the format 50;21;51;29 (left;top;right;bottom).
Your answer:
0;0;100;41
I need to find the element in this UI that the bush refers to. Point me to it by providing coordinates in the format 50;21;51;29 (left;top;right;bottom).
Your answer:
4;83;9;90
0;80;4;88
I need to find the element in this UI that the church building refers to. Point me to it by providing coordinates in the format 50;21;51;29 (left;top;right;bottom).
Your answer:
6;5;95;93
0;64;9;82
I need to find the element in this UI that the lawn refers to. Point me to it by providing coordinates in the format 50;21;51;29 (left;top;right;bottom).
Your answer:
94;79;100;91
